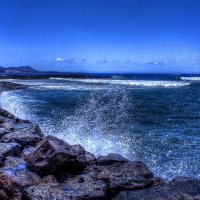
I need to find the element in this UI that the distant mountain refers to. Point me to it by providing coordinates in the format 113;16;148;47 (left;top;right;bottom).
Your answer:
0;66;39;73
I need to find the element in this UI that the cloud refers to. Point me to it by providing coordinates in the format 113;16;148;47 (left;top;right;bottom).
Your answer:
56;58;74;62
56;58;65;61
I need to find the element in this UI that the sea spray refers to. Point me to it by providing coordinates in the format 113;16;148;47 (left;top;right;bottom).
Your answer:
59;88;136;158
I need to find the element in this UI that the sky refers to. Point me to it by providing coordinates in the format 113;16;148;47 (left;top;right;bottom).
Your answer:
0;0;200;73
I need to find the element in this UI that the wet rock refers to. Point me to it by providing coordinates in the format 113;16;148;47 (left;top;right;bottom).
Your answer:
20;146;35;160
10;123;44;137
85;151;97;165
112;176;200;200
97;153;130;165
0;142;20;157
0;108;16;120
0;127;7;137
0;156;41;200
0;116;16;129
26;135;86;176
0;116;16;124
86;161;154;198
0;131;43;147
0;155;5;167
23;174;107;199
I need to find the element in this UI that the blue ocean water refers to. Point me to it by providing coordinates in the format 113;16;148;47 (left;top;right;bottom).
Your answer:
0;74;200;179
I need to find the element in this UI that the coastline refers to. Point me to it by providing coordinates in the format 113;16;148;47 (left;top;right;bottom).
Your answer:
0;81;199;199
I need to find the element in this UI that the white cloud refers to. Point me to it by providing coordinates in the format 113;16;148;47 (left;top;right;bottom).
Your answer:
56;58;65;61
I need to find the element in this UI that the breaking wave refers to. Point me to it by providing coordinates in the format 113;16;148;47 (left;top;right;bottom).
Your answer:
50;78;190;87
58;89;136;158
181;76;200;81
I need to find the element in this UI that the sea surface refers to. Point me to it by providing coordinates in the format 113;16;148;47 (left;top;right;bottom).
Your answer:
0;74;200;180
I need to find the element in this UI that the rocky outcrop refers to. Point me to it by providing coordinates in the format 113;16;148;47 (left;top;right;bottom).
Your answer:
0;107;199;200
23;174;107;199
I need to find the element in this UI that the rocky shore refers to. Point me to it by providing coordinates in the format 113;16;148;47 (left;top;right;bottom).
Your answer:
0;81;199;199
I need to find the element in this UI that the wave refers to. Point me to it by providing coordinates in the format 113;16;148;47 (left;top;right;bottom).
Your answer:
50;77;190;87
180;77;200;81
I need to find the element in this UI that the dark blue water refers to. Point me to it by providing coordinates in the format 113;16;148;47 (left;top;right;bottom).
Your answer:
0;75;199;179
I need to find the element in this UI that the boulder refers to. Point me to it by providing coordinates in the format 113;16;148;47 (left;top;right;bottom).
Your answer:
0;116;16;129
26;135;86;176
0;142;20;157
0;156;41;200
0;131;43;147
86;161;154;198
97;153;130;165
85;151;97;165
112;176;200;200
23;174;107;199
20;146;35;160
10;123;44;137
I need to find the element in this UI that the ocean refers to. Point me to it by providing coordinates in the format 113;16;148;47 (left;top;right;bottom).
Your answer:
0;74;199;180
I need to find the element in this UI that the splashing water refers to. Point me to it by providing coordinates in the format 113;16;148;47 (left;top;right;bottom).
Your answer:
59;88;136;158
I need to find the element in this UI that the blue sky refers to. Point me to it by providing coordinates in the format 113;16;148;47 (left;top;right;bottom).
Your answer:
0;0;200;73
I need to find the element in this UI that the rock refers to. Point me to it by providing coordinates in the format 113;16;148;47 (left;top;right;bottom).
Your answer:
0;142;20;157
0;131;43;147
10;123;44;137
0;127;7;137
0;108;16;120
26;135;86;176
85;151;97;165
23;174;107;199
0;116;16;129
97;153;130;165
0;156;41;200
41;175;58;183
86;161;154;198
0;156;5;167
20;146;35;160
112;176;200;200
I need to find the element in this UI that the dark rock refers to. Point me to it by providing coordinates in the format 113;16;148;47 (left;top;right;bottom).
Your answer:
0;116;16;129
56;172;75;183
0;131;43;147
26;135;86;176
0;156;41;200
0;127;7;137
20;146;35;160
97;153;130;165
0;142;20;157
85;151;97;165
0;108;16;120
0;156;5;167
151;177;167;187
41;175;58;183
23;174;107;199
10;123;44;137
86;161;154;198
112;176;200;200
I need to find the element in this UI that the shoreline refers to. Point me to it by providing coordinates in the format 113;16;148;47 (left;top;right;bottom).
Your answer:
0;81;199;199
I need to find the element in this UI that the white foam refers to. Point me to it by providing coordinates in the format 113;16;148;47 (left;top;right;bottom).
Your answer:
181;77;200;81
50;78;190;87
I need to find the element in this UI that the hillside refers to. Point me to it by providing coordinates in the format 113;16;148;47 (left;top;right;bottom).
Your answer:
0;66;38;73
